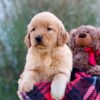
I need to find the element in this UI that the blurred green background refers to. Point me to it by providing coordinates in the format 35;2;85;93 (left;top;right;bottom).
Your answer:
0;0;100;99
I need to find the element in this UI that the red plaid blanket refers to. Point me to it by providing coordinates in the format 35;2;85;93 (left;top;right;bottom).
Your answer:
21;68;100;100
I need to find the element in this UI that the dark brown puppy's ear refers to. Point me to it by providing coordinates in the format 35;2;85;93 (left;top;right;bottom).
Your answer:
24;33;31;48
68;29;77;51
57;25;69;46
96;28;100;50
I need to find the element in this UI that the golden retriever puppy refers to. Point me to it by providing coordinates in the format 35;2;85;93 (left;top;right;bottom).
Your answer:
18;12;72;100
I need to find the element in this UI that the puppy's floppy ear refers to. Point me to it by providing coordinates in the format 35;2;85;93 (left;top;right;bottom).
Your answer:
57;23;69;46
68;29;77;51
96;28;100;50
24;33;31;48
24;24;31;48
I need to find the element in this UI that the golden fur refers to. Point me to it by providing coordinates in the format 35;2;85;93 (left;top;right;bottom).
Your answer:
17;12;72;100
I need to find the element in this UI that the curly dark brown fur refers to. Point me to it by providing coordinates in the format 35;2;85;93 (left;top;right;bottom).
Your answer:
96;28;100;65
69;25;100;75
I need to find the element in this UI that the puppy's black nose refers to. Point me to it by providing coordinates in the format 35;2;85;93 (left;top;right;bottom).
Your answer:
35;35;43;43
79;33;87;38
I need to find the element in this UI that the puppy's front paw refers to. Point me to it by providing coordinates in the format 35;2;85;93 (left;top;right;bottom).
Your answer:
51;83;65;100
17;89;25;100
19;80;34;93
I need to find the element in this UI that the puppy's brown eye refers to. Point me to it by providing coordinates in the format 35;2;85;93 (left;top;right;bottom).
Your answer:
31;28;36;31
47;27;52;31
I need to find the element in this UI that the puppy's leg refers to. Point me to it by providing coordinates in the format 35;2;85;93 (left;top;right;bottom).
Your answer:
51;73;69;100
18;70;39;98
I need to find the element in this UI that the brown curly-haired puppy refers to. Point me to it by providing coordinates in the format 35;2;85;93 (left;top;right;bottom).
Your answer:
89;28;100;75
88;28;100;75
69;25;100;75
17;12;72;100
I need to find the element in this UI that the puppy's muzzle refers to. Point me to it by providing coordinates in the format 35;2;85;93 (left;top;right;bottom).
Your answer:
76;33;92;46
35;35;43;44
78;33;87;38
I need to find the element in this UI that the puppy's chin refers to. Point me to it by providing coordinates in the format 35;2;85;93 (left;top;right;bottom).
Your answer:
35;44;49;50
75;39;91;46
36;45;46;49
33;42;57;52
